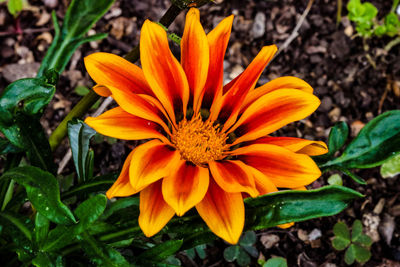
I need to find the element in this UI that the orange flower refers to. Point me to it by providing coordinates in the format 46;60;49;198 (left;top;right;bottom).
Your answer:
84;8;327;244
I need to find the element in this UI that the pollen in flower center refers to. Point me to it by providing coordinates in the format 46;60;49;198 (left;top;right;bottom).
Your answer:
171;115;228;166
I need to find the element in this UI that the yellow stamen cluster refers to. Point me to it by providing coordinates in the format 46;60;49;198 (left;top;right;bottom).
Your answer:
172;115;228;166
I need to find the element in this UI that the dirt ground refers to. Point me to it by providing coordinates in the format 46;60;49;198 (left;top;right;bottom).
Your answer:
1;0;400;266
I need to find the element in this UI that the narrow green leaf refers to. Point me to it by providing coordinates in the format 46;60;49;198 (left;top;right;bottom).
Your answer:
61;176;116;200
0;212;32;241
328;121;349;156
0;166;76;225
344;244;356;265
100;197;139;220
79;232;130;267
340;168;366;185
138;240;183;262
67;119;96;183
37;0;114;76
244;186;362;230
380;153;400;178
325;111;400;169
34;212;50;248
263;257;288;267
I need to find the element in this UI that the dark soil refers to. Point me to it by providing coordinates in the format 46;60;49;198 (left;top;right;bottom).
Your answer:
1;0;400;266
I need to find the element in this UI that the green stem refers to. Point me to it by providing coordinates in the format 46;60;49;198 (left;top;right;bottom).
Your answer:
0;212;32;241
391;0;399;13
98;225;141;242
48;3;184;151
336;0;342;26
49;90;99;151
384;36;400;52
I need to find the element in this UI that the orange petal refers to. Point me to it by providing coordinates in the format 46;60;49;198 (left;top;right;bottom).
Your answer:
210;45;277;130
246;165;278;195
242;76;313;111
196;179;244;244
103;84;171;134
232;144;321;188
139;180;175;237
208;160;259;197
162;161;209;216
181;8;209;114
93;85;111;97
106;150;135;199
229;89;320;145
129;140;181;192
251;136;328;156
200;15;234;110
85;107;170;144
140;20;189;122
84;52;153;96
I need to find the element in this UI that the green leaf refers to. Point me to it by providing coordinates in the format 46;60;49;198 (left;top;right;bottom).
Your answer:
61;175;116;200
236;247;251;267
239;231;256;246
68;119;96;183
32;252;55;267
327;174;343;186
74;194;107;233
0;211;32;241
223;245;240;262
74;85;90;96
14;113;56;173
355;234;372;247
100;197;139;220
42;195;107;252
37;0;114;76
0;166;76;225
242;245;258;258
344;244;356;265
328;121;349;156
244;186;362;230
323;111;400;169
353;243;371;263
0;77;55;146
7;0;23;16
332;236;351;251
138;240;183;262
380;153;400;178
34;212;50;248
339;167;366;185
79;232;130;267
195;244;207;260
0;137;22;155
263;257;288;267
333;222;351;240
351;220;363;241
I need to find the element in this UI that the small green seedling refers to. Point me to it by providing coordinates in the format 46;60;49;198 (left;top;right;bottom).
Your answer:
347;0;400;51
332;220;373;265
185;244;207;261
380;153;400;178
223;231;259;266
0;0;29;17
259;257;288;267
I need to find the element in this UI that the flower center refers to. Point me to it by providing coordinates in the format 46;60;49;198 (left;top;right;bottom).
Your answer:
172;115;228;166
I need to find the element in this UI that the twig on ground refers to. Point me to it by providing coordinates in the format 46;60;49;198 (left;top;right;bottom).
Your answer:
273;0;315;60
